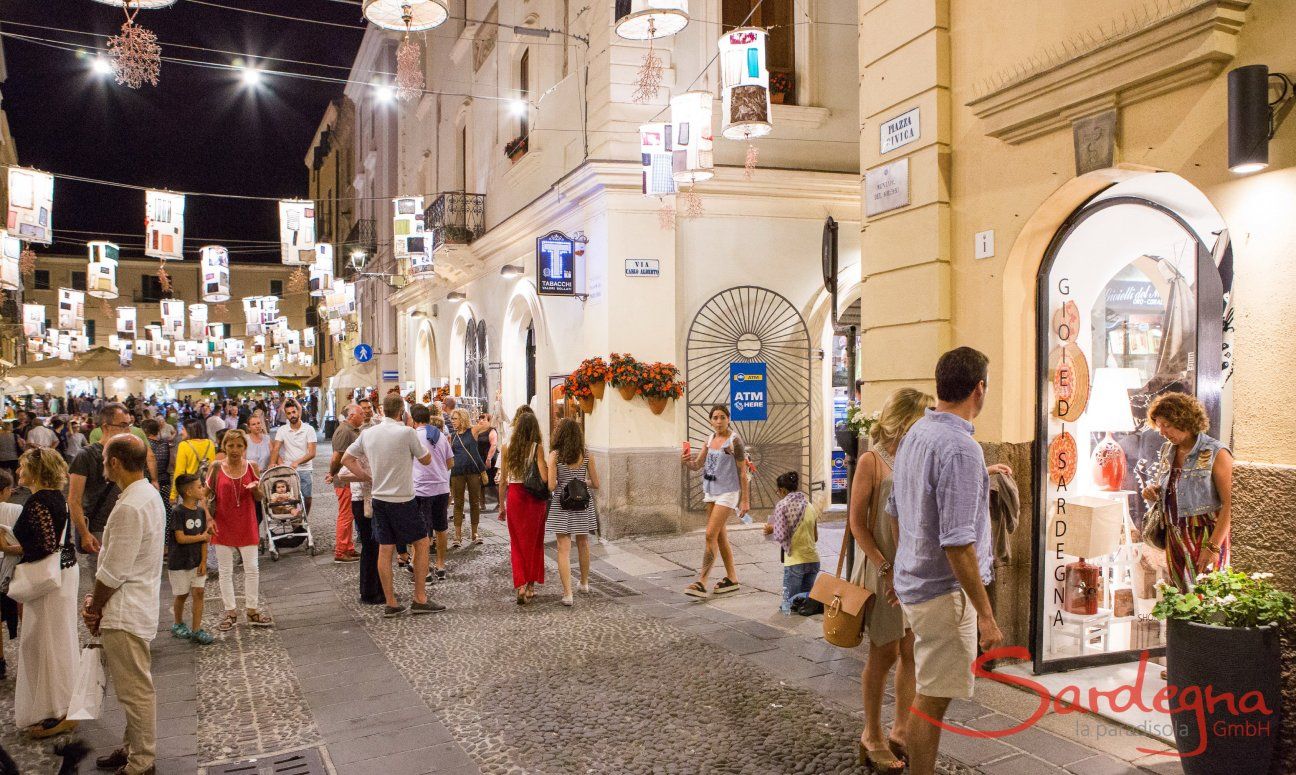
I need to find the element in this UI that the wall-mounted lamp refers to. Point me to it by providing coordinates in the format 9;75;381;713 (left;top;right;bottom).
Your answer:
410;310;427;319
350;249;368;272
1228;64;1294;175
500;264;524;279
446;291;466;302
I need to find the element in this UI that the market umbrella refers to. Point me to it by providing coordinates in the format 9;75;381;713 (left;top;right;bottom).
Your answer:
8;347;187;381
171;366;280;391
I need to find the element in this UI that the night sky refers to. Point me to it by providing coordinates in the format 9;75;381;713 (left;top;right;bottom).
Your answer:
0;0;364;261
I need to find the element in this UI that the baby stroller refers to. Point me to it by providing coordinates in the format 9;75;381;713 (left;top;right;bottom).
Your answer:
260;465;315;560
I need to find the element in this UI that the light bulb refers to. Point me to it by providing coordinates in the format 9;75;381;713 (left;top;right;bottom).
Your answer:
92;56;113;76
376;84;396;103
241;66;262;86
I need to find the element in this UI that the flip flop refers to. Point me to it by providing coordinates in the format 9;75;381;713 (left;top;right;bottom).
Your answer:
887;737;908;763
860;745;904;774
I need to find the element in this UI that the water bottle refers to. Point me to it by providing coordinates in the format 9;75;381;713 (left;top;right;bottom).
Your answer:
739;511;753;525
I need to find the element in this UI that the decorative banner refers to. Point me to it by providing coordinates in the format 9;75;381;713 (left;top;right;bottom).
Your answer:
310;244;334;296
188;303;207;335
199;246;230;302
116;306;137;337
0;231;20;291
392;196;426;259
144;190;185;260
22;304;44;337
6;167;53;244
718;28;772;140
57;288;84;330
160;298;185;339
278;200;316;265
86;241;121;300
639;123;676;197
669;91;714;185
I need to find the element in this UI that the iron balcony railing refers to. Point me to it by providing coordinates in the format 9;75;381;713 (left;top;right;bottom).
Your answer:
343;218;378;261
426;192;486;253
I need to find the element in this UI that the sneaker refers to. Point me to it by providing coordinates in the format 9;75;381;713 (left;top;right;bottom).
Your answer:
436;568;447;581
383;604;408;618
577;582;591;594
334;554;359;564
561;595;574;607
191;629;215;646
170;622;192;640
713;577;741;595
410;600;446;615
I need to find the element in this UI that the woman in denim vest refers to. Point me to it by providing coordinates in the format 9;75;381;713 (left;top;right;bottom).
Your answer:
1141;392;1233;592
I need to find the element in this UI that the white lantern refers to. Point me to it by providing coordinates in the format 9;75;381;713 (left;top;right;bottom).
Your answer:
362;0;448;30
86;241;120;300
640;123;677;197
147;324;163;342
243;297;264;336
57;288;84;330
718;28;772;140
0;231;20;291
409;245;435;275
310;244;334;296
145;190;185;260
303;327;316;349
160;299;185;339
279;200;317;265
199;246;230;302
22;304;44;338
614;0;689;40
135;339;152;358
117;339;134;367
188;303;207;335
670;91;714;185
6;167;53;244
90;0;178;8
392;196;427;259
117;306;137;337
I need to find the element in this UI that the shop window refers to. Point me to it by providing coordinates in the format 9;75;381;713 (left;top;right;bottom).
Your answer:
723;0;796;103
33;269;50;290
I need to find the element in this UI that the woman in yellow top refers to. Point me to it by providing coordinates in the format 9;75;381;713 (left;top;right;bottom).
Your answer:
172;419;217;501
764;471;819;614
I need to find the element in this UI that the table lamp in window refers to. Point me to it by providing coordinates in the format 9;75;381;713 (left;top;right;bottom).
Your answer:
1087;367;1140;490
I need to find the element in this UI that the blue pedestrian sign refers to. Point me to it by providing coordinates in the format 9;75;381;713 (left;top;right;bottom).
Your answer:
729;362;768;422
353;344;373;363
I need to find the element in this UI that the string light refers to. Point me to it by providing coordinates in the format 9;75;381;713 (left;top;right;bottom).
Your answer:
241;64;262;86
91;56;113;76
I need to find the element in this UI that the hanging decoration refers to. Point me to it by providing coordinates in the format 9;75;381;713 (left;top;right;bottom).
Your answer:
744;142;759;180
362;0;448;31
287;267;309;294
188;303;207;336
278;200;317;265
718;28;772;141
678;188;705;219
669;91;714;185
631;26;664;104
303;328;316;349
6;167;54;244
310;244;334;296
19;247;36;277
0;231;21;291
57;288;85;331
21;304;44;339
396;35;424;102
392;196;427;258
199;245;230;303
640;123;676;197
657;200;676;230
86;241;121;300
614;0;689;40
117;306;137;338
145;190;185;260
160;299;185;339
244;297;266;336
157;262;173;294
117;339;134;368
107;4;162;89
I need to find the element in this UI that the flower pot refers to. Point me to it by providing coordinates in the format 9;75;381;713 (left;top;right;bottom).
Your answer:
770;92;786;104
646;396;668;415
1166;618;1281;774
578;396;595;414
617;384;637;401
590;380;605;400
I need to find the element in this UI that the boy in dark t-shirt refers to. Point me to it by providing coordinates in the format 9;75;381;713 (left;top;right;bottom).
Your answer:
169;474;214;645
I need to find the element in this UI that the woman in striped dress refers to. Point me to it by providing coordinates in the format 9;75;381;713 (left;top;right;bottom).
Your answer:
547;419;600;607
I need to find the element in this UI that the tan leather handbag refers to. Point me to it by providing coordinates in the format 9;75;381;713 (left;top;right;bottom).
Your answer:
810;516;873;648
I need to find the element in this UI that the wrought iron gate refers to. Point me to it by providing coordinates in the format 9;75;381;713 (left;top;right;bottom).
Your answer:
685;286;811;512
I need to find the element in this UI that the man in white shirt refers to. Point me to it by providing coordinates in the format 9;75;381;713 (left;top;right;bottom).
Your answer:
342;393;443;618
82;434;165;775
270;400;317;517
24;416;58;450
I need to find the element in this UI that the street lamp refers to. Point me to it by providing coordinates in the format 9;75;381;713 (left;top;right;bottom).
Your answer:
500;264;524;279
350;250;368;272
446;291;466;302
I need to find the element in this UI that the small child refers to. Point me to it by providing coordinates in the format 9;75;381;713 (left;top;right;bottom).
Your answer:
170;473;215;645
267;479;302;519
764;471;820;615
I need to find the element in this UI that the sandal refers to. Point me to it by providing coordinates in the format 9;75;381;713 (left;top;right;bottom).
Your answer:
887;737;908;764
683;581;709;599
859;742;904;774
472;536;484;546
247;609;274;628
516;588;527;605
218;611;238;632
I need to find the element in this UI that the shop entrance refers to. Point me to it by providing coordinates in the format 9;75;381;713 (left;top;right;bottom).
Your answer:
829;299;861;508
684;286;811;513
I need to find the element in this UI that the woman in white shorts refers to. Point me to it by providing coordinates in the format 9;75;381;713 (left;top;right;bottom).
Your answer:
681;405;749;598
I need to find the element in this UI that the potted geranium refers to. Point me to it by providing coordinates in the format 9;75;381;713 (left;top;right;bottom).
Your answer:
638;361;685;415
769;72;794;104
609;352;643;401
562;373;596;414
837;403;880;459
1153;568;1293;774
504;136;529;163
574;356;610;400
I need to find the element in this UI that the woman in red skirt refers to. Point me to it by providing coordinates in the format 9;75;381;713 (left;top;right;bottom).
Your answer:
498;409;549;604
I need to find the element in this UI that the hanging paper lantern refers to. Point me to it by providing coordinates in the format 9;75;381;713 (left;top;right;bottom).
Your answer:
134;338;152;358
392;196;427;258
362;0;448;30
640;124;677;197
310;245;334;296
22;304;44;338
0;231;20;291
303;327;316;349
614;0;689;40
6;168;54;245
718;28;772;140
90;1;178;8
57;288;84;330
86;241;121;300
116;306;137;338
160;299;185;339
244;297;265;336
669;91;714;185
199;246;230;303
188;303;207;335
145;190;185;260
279;200;317;265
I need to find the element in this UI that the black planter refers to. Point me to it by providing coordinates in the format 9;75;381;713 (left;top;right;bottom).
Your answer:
1166;618;1281;774
835;428;860;459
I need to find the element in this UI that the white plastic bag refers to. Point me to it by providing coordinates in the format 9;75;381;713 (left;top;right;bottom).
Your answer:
66;645;105;721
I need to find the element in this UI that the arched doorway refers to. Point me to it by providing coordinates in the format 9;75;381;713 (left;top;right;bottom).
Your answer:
684;286;811;513
501;287;542;414
415;321;436;397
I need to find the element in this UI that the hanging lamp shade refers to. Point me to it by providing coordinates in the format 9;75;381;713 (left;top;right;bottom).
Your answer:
144;190;185;260
6;167;54;245
199;245;230;302
160;298;185;339
718;28;772;140
640;123;677;197
392;196;427;258
86;241;121;300
90;0;179;8
0;231;21;291
117;306;137;337
188;303;207;335
362;0;448;31
278;200;317;265
57;288;85;330
21;304;44;338
670;91;714;185
614;0;689;40
310;244;334;296
244;297;265;336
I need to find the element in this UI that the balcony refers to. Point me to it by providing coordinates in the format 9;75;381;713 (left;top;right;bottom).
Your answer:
426;193;486;254
342;219;378;266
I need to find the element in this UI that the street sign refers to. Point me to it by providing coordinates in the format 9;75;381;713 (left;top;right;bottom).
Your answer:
381;370;399;382
729;362;768;422
832;450;848;493
880;107;920;154
536;230;576;296
353;344;373;363
625;259;660;278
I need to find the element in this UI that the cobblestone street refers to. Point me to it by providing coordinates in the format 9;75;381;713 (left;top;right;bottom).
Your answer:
0;462;1182;773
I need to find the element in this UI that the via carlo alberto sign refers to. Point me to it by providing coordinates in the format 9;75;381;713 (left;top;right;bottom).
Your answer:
625;259;660;278
729;361;768;422
536;230;577;296
879;107;920;154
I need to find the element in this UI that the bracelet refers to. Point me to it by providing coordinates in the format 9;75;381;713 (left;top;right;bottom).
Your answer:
1203;540;1222;556
879;561;893;575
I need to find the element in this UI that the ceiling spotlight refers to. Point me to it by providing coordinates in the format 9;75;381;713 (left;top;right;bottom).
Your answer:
241;65;262;86
500;265;524;279
446;291;466;302
376;84;396;103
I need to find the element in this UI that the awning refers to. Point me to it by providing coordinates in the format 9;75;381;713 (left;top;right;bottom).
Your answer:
8;347;188;380
171;366;280;390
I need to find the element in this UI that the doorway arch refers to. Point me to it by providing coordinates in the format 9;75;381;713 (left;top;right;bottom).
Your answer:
415;320;437;397
502;284;543;415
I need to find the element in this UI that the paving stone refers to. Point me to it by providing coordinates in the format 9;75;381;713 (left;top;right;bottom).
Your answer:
327;722;457;765
694;625;783;655
981;753;1069;774
1064;755;1151;775
743;648;834;681
938;727;1020;766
